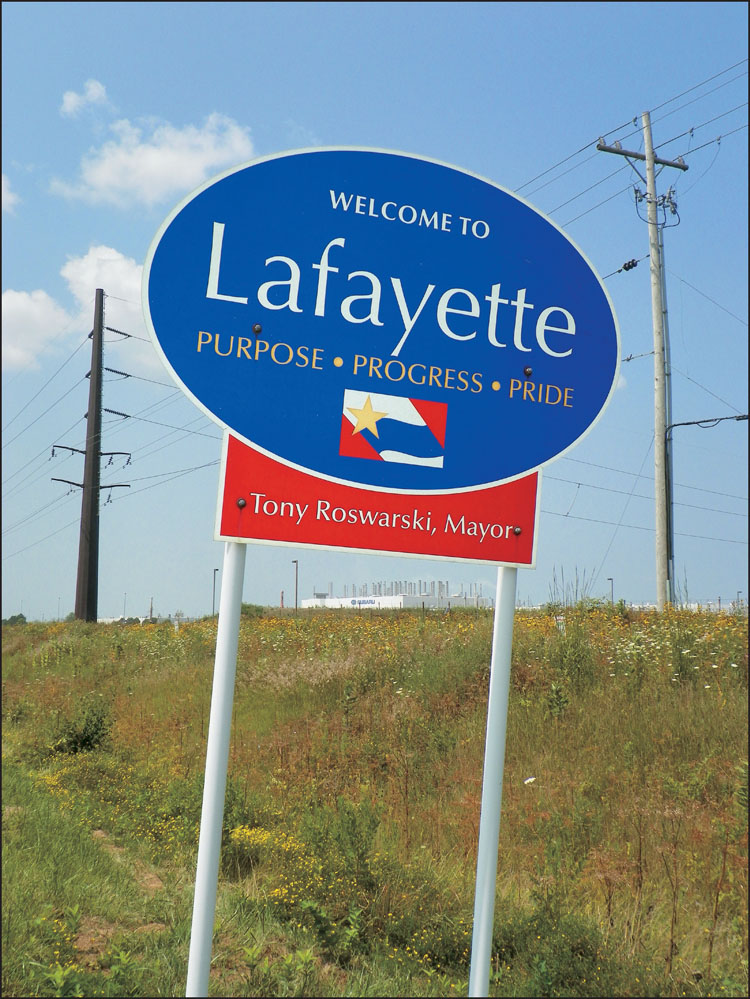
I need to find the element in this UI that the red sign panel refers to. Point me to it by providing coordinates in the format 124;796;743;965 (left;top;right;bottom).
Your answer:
216;435;539;566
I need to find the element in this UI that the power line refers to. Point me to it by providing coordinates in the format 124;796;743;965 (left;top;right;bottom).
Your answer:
104;326;151;343
652;72;749;127
88;399;219;477
654;102;749;151
668;271;748;327
4;419;218;533
1;296;94;394
562;184;634;226
545;473;746;518
2;492;75;537
107;369;177;389
541;507;747;546
2;335;89;433
2;378;86;450
603;254;747;329
548;164;629;213
2;457;219;561
1;516;80;560
107;460;220;499
103;410;221;440
591;438;655;587
103;295;140;306
519;60;748;197
524;151;600;197
560;456;748;501
671;367;744;414
515;140;599;192
610;66;749;148
649;58;748;114
128;418;220;462
679;143;723;196
103;460;220;486
678;122;748;159
1;415;85;492
603;254;650;279
622;351;655;362
668;414;749;432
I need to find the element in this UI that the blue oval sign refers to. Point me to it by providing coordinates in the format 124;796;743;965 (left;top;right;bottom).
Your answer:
143;148;619;493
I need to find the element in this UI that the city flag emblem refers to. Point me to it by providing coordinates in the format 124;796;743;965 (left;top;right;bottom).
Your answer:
339;390;447;468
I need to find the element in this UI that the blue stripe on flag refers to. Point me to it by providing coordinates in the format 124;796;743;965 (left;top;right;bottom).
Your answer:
359;418;443;460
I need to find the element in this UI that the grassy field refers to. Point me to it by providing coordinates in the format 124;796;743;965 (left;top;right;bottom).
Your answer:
2;603;747;997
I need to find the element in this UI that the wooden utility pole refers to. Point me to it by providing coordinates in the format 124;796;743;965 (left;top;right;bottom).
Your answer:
597;114;688;609
642;112;671;611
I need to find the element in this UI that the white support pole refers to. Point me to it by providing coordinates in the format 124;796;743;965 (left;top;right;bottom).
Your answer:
468;565;518;998
186;541;247;998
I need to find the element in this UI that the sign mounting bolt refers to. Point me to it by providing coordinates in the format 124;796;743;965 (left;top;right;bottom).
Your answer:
252;324;262;335
236;498;247;508
523;367;533;377
513;526;522;535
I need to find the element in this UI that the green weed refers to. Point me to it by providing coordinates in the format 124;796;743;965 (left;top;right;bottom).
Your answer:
50;698;111;755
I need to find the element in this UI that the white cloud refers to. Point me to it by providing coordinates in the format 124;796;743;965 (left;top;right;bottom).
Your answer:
60;245;141;315
2;174;20;213
61;246;164;375
3;246;161;375
51;113;254;208
60;79;109;116
1;289;72;369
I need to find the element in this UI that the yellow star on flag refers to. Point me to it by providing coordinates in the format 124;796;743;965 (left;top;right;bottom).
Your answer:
347;395;388;438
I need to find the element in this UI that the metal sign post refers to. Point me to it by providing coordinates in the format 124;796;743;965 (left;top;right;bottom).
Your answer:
468;565;518;997
186;541;246;998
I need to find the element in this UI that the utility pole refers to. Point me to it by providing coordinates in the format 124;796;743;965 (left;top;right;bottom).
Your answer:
597;114;688;610
75;289;105;621
52;289;130;621
659;224;676;605
643;113;671;611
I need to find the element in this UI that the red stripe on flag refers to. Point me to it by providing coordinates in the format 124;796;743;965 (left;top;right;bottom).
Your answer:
410;397;447;448
338;414;383;460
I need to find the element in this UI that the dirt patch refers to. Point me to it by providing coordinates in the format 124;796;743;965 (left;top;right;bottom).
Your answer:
93;828;124;855
74;916;118;965
133;861;164;895
91;829;164;895
134;922;167;934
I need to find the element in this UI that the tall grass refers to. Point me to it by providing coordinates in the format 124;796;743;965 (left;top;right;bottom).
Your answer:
2;604;747;996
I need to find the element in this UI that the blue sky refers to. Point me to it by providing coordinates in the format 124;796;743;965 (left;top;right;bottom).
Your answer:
2;1;748;620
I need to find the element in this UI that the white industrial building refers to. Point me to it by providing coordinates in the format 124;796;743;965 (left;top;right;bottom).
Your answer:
301;579;494;610
301;594;493;610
